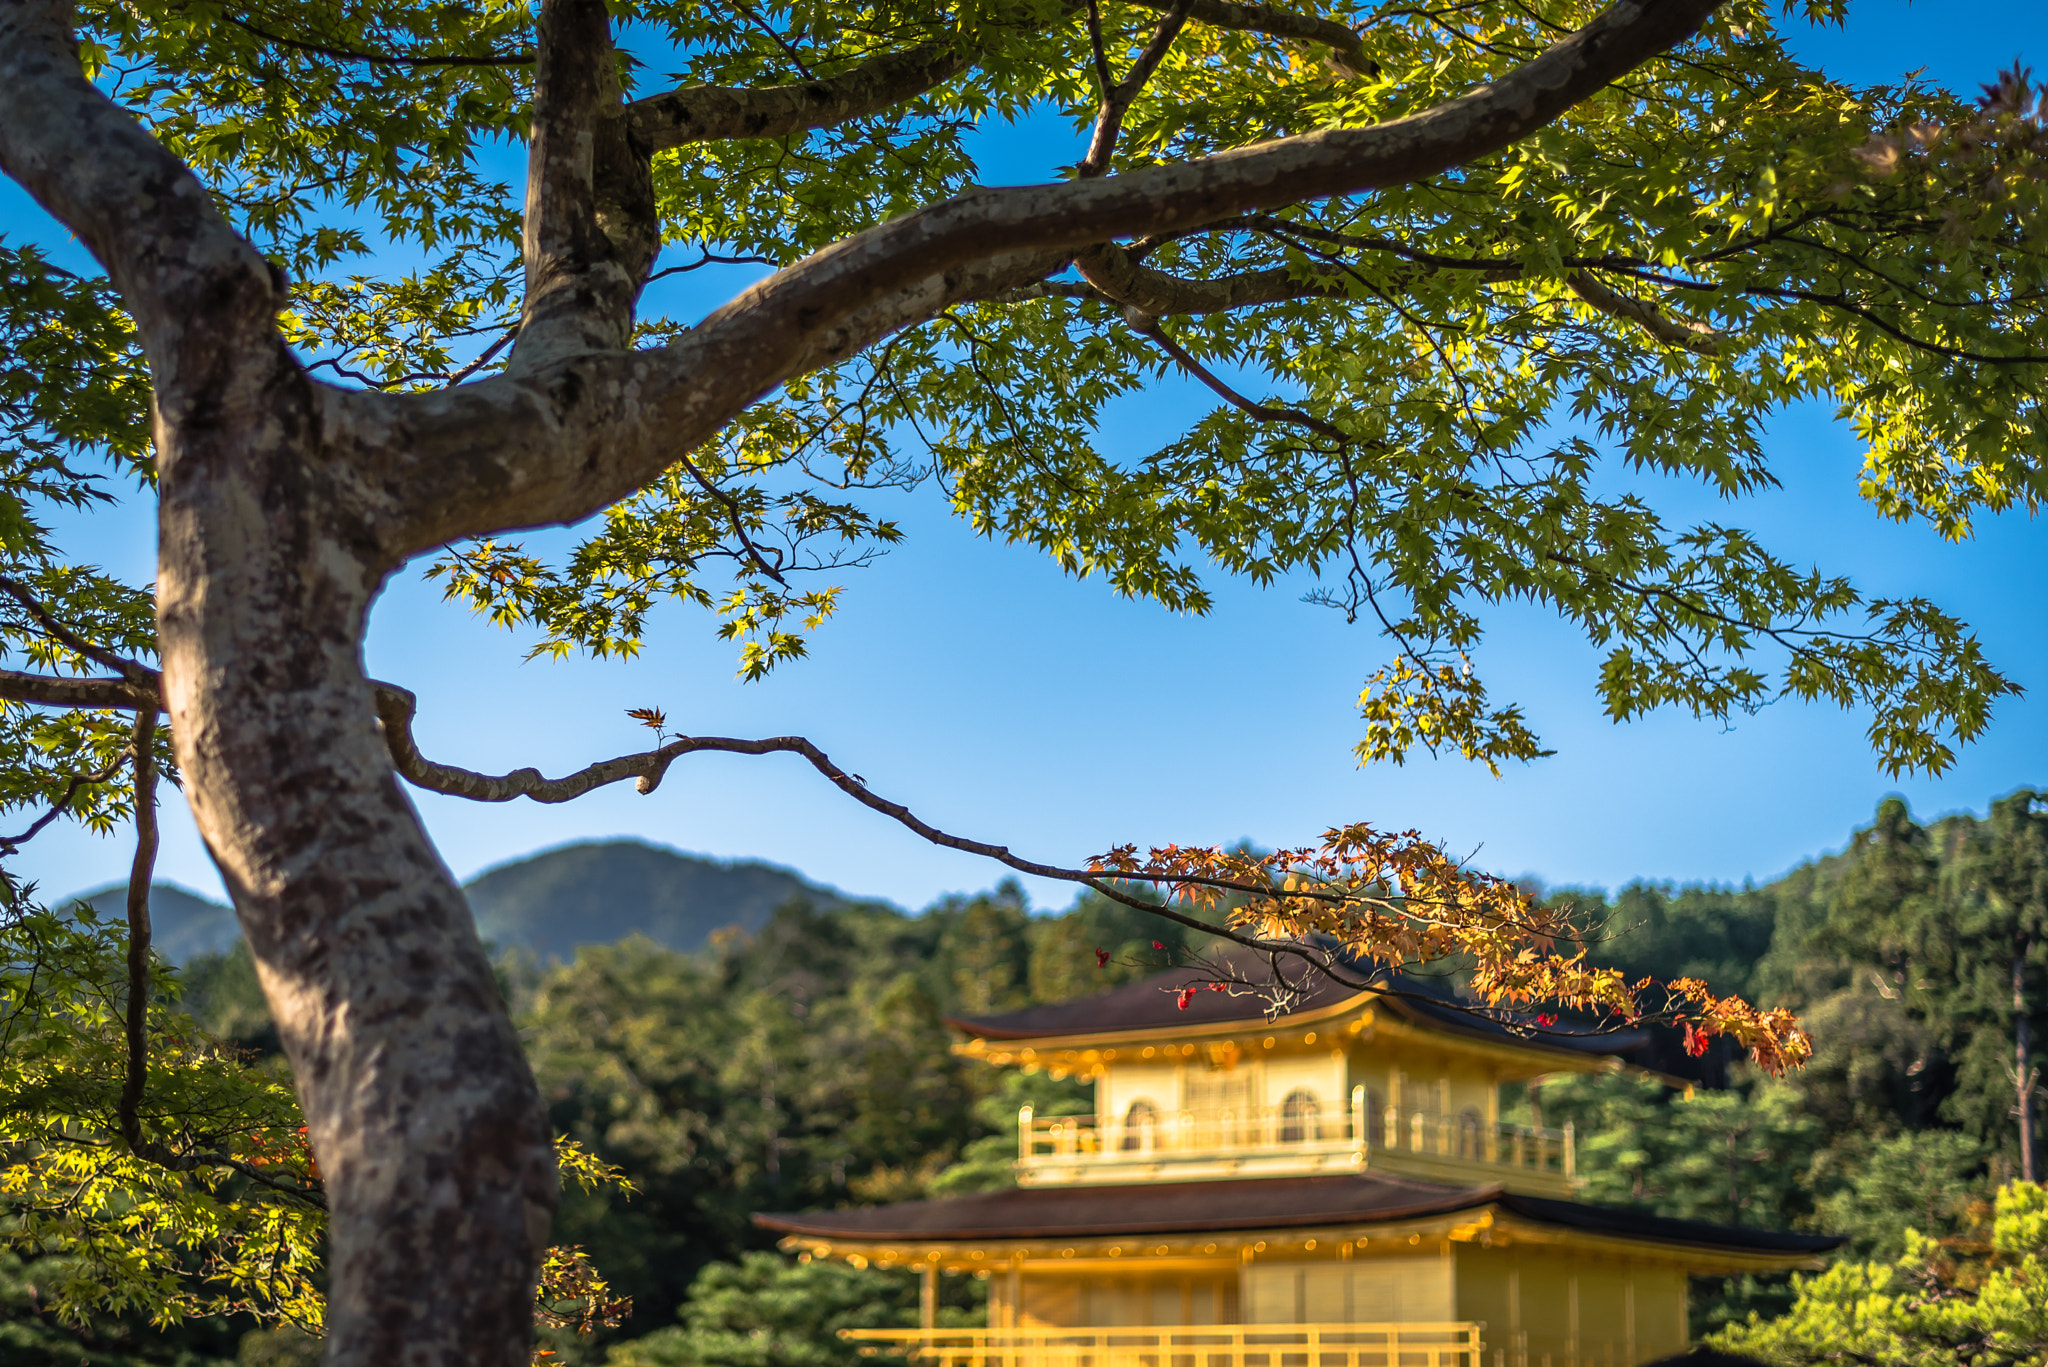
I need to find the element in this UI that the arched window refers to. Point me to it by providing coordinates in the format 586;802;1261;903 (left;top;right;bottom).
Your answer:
1121;1099;1160;1151
1456;1107;1485;1159
1279;1089;1321;1144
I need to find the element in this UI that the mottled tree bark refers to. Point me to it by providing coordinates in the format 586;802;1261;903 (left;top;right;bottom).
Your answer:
0;0;1724;1361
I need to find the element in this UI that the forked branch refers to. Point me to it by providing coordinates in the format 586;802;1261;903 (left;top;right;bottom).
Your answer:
1081;0;1197;177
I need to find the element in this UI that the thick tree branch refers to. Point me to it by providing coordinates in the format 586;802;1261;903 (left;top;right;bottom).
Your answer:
376;0;1724;554
984;279;1102;305
1132;0;1377;77
0;669;157;712
626;38;976;150
1567;269;1721;354
777;248;1074;372
512;0;656;370
1076;239;1348;313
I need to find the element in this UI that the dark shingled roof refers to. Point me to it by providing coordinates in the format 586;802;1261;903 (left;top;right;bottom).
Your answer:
754;1173;1842;1257
946;959;1646;1062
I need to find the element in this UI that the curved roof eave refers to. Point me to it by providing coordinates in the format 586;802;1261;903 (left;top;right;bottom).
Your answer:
752;1173;1843;1265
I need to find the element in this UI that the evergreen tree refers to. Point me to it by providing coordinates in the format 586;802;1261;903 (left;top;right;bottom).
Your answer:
1937;792;2048;1180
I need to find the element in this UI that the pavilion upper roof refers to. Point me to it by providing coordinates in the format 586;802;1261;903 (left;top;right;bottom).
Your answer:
945;952;1648;1069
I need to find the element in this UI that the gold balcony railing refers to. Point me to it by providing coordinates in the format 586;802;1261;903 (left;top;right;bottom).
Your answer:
1018;1089;1572;1186
843;1323;1486;1367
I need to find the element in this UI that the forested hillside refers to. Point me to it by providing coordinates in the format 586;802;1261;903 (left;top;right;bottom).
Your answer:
1521;790;2048;1335
73;841;854;966
10;792;2045;1365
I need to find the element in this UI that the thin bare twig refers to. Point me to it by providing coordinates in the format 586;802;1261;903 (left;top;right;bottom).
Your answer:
0;752;131;854
95;704;327;1208
645;248;778;284
372;685;1636;1036
443;324;520;386
1124;312;1351;442
117;707;159;1158
217;10;533;68
730;0;816;80
674;456;789;585
0;576;155;685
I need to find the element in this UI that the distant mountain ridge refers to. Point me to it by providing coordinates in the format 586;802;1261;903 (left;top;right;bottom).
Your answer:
73;839;866;964
466;840;862;960
79;883;241;963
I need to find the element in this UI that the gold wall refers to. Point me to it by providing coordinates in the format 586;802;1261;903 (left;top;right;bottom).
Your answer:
1010;1273;1239;1327
1454;1245;1687;1366
986;1243;1687;1366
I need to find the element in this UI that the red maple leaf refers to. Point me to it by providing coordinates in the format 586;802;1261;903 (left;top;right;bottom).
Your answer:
1682;1023;1711;1057
1152;941;1166;951
1095;948;1110;968
1177;987;1196;1010
1535;1013;1558;1028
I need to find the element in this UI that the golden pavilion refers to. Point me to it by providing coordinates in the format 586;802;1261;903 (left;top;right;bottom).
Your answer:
757;957;1836;1367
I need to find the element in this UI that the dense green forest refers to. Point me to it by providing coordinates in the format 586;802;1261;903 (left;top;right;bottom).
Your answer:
6;791;2046;1365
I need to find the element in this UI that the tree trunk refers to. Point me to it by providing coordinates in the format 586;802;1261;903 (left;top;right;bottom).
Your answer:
2018;954;2037;1183
156;349;557;1366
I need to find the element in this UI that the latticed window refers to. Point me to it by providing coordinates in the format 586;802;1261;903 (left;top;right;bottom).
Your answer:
1456;1107;1485;1159
1120;1099;1160;1151
1279;1088;1321;1143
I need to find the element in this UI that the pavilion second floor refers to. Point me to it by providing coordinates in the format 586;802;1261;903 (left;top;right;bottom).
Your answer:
1015;1084;1578;1196
953;966;1642;1197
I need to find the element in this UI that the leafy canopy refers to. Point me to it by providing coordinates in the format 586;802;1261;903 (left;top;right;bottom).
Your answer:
5;0;2039;784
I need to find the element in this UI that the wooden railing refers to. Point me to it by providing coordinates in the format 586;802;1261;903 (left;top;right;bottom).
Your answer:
1018;1089;1572;1182
843;1323;1486;1367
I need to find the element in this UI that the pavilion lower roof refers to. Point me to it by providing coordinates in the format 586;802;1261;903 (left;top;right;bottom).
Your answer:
753;1173;1841;1261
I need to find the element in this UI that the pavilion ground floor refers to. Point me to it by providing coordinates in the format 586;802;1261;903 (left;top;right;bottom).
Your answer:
759;1172;1840;1367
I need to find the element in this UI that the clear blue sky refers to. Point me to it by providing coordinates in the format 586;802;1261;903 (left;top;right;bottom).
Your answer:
7;2;2046;912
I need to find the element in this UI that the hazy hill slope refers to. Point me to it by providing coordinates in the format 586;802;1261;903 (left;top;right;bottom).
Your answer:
464;840;856;960
77;882;240;963
72;841;859;964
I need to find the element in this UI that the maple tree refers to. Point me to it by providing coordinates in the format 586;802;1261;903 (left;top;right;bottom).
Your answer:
2;0;2047;1362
